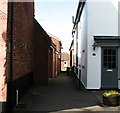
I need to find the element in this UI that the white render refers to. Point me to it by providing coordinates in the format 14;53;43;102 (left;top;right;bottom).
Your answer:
73;1;119;89
79;3;88;87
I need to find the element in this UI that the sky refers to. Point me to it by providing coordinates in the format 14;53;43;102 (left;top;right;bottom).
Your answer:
35;0;78;53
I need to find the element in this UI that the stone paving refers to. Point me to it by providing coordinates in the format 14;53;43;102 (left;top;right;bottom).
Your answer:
14;73;120;113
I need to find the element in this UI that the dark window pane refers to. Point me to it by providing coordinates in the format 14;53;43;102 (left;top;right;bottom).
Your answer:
108;56;111;61
112;63;116;69
104;56;107;61
104;49;107;55
108;49;111;55
108;63;112;69
112;50;116;55
112;56;116;62
103;48;117;69
104;63;107;68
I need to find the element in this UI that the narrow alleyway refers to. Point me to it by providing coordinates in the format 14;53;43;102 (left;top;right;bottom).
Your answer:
14;73;120;113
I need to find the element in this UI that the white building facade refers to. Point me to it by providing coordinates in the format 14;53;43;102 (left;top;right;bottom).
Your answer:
72;0;120;89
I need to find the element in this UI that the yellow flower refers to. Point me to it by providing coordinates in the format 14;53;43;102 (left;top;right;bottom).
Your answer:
103;90;119;96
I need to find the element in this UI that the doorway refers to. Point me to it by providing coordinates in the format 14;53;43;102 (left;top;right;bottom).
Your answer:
101;47;118;89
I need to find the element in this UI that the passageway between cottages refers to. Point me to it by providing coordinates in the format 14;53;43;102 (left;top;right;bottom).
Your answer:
1;1;120;112
13;72;116;112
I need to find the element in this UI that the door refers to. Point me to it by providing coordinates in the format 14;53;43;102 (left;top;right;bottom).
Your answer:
101;47;118;89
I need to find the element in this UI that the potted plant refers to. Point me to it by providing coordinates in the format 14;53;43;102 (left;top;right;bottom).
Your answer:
103;90;120;106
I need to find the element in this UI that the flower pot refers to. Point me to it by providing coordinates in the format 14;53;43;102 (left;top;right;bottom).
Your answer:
103;95;119;106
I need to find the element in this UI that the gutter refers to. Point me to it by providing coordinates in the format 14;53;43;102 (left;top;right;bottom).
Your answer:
6;1;14;113
72;1;86;31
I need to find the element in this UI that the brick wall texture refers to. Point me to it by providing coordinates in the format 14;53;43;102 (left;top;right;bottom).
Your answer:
0;1;34;102
0;1;62;109
48;47;53;78
33;19;51;85
50;36;61;75
13;2;34;80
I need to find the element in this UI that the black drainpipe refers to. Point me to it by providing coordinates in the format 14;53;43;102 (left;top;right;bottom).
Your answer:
6;1;14;113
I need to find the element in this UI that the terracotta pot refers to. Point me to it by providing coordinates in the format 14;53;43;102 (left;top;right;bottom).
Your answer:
103;95;119;106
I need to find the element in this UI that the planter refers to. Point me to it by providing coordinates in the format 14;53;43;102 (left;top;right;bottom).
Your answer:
103;95;119;106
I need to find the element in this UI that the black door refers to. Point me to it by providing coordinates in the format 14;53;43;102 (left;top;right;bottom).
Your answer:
101;47;118;89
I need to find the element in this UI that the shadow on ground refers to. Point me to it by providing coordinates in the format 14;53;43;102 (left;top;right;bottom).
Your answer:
14;73;120;113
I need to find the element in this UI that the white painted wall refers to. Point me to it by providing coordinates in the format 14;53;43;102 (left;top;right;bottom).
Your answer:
79;4;88;88
86;2;118;89
76;25;79;77
78;22;81;78
119;80;120;89
118;47;120;89
119;1;120;35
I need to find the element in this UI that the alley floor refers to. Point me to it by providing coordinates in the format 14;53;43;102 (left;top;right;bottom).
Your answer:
14;73;120;113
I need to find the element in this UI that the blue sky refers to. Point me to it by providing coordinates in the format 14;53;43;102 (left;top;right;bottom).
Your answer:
35;0;78;53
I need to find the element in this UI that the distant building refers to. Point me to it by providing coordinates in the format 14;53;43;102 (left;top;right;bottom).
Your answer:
61;52;70;71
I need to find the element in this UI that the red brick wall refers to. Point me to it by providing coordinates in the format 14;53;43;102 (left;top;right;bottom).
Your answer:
48;48;53;78
0;1;34;107
48;47;56;78
12;2;34;80
57;54;61;74
51;37;61;54
50;36;61;75
33;19;51;85
52;49;56;77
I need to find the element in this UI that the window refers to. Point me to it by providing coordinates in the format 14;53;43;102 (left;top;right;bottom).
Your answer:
103;49;116;69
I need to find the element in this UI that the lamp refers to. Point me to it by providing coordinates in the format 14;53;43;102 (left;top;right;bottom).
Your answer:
92;41;98;51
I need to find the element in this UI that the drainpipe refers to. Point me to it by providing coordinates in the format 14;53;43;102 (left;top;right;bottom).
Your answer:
6;1;14;113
